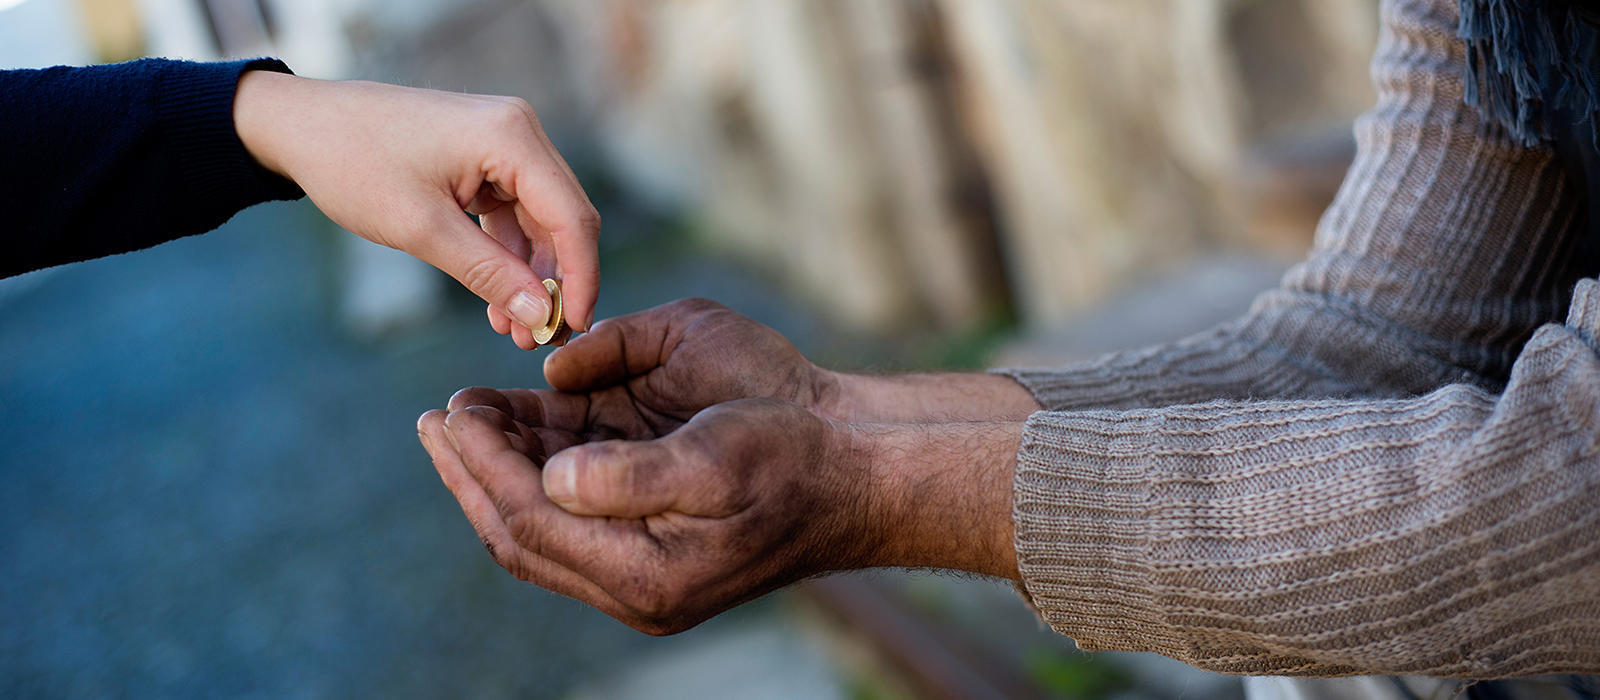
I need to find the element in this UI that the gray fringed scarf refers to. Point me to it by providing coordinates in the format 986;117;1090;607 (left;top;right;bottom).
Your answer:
1458;0;1600;148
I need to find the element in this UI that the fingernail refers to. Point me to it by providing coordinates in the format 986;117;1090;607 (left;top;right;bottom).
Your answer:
507;291;550;330
417;432;431;451
544;454;577;507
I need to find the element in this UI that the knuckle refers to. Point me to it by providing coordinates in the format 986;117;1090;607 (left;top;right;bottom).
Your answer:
576;206;601;237
674;298;723;314
487;98;532;130
501;96;536;120
458;257;506;299
554;205;601;247
501;509;540;556
496;550;534;583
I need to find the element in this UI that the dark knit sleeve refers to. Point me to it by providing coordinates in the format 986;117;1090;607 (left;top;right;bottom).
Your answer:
0;58;305;278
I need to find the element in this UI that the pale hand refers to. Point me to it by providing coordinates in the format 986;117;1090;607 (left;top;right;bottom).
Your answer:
233;70;599;348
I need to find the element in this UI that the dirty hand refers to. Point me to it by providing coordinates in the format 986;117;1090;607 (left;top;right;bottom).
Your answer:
542;297;1041;423
233;69;599;348
417;397;871;634
541;298;831;424
416;385;1022;633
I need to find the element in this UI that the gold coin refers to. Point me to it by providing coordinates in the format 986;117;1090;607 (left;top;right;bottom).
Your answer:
532;278;566;345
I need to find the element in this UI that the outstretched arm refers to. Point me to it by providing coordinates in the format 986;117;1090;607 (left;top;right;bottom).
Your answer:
2;59;303;277
420;0;1600;678
1;59;600;344
233;69;601;341
422;283;1600;677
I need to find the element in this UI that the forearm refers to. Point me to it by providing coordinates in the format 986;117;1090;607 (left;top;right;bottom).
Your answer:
0;59;302;277
816;370;1040;423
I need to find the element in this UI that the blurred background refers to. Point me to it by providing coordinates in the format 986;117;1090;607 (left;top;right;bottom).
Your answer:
1;0;1379;696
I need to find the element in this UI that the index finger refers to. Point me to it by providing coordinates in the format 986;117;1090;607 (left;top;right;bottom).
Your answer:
507;144;600;335
543;299;723;391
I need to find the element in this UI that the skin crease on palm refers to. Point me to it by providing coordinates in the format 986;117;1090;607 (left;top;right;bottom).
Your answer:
417;298;1041;635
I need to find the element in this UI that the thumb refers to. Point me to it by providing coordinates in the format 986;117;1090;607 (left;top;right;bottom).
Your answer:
542;439;686;518
419;209;553;331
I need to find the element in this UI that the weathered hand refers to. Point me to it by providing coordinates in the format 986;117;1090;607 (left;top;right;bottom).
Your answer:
541;298;830;423
417;298;1030;632
233;70;599;348
416;397;870;635
544;298;1040;423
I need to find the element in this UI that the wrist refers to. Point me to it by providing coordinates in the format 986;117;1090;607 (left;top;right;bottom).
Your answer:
828;419;1022;580
817;419;879;571
233;69;305;179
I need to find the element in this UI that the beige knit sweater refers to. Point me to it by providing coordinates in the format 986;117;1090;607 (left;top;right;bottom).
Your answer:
998;0;1599;679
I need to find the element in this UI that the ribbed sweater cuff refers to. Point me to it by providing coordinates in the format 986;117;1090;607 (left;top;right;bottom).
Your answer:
155;58;304;212
1012;409;1187;656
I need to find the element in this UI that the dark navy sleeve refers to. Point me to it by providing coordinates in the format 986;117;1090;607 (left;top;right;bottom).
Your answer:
0;58;305;278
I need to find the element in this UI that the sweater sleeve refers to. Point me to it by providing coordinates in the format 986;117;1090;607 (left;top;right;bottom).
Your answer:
1005;0;1600;678
0;58;304;278
995;0;1592;410
1012;280;1600;678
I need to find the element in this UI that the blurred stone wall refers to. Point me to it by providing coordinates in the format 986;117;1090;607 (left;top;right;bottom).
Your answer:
426;0;1380;332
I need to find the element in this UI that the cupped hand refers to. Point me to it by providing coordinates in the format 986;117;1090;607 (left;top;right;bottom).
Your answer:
541;298;832;422
234;70;598;348
416;398;871;635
